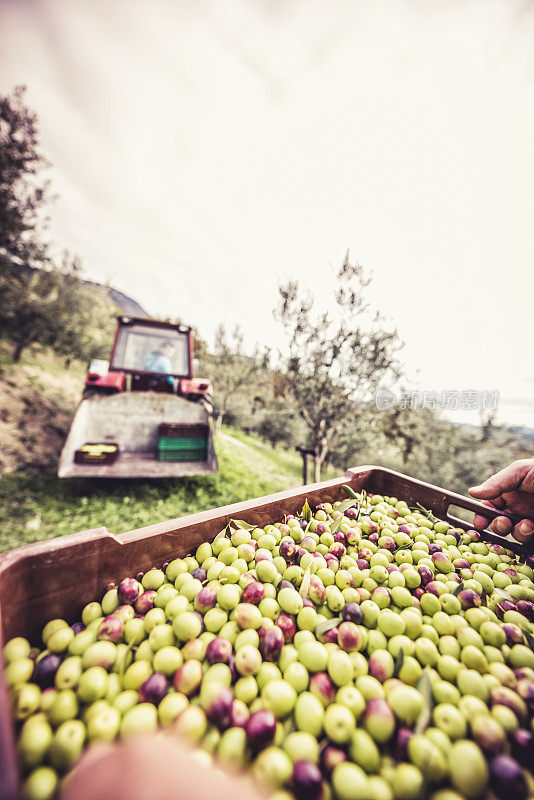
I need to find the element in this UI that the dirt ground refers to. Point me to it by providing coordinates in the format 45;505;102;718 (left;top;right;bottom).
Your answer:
0;347;84;474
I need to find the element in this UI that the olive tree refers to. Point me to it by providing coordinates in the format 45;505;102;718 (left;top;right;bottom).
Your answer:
275;253;403;481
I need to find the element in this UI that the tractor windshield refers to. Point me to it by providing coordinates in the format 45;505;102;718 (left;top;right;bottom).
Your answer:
110;323;191;377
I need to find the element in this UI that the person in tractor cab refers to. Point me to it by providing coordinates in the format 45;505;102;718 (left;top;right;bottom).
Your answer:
143;340;176;374
141;340;176;391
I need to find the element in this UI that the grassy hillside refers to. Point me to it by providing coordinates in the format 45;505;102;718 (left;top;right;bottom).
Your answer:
0;345;339;553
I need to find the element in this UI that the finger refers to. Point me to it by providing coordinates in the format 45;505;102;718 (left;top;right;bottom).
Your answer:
472;500;506;531
469;462;530;501
512;518;534;543
472;513;490;531
490;516;513;536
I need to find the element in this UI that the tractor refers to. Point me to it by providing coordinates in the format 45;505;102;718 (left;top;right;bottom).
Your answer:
58;316;217;478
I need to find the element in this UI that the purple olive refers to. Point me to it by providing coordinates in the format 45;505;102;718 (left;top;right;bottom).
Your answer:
302;598;315;608
515;680;534;710
299;519;308;531
341;603;363;625
98;615;123;643
510;729;534;768
397;525;411;534
135;591;156;614
292;760;323;800
32;654;62;688
255;549;273;563
276;614;297;643
330;543;346;560
344;508;358;520
260;627;285;662
315;504;327;512
320;744;347;776
502;623;524;645
490;686;527;721
417;565;433;585
315;523;329;535
393;727;413;761
457;588;481;609
242;582;265;606
194;586;217;614
203;683;234;728
337;622;362;652
516;601;534;622
246;709;276;751
310;673;336;706
356;559;369;570
504;568;519;579
364;697;395;743
278;579;295;591
228;653;237;683
318;627;339;645
117;577;142;605
369;650;394;683
497;600;518;618
206;637;232;665
490;755;527;800
191;567;207;582
428;543;442;554
138;672;168;705
368;533;379;545
333;532;346;545
279;541;297;563
71;622;85;635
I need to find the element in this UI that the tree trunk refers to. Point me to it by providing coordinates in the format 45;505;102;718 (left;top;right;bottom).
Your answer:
213;411;224;433
313;453;322;483
12;341;25;362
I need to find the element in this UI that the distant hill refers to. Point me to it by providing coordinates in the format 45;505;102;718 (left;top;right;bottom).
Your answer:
82;280;148;317
11;263;148;318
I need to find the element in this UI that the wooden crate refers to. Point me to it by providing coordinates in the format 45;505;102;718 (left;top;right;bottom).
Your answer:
0;465;529;800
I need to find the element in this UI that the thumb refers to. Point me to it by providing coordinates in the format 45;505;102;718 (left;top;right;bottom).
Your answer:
469;462;527;501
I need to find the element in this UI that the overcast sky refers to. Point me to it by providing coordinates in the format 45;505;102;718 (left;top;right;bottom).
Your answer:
1;0;533;426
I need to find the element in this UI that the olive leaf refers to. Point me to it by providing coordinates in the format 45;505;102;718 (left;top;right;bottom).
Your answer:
315;617;342;636
231;519;256;531
520;626;534;652
492;587;516;603
410;503;439;525
341;485;359;499
118;639;135;689
213;524;231;541
414;668;434;735
282;716;295;737
451;582;464;597
299;566;312;598
301;500;312;522
394;647;405;677
330;498;359;534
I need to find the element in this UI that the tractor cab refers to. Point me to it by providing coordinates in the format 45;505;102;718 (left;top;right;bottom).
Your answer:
58;317;217;479
84;317;212;400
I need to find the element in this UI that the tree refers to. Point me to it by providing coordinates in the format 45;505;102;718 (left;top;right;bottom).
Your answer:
0;85;50;271
257;400;299;448
50;254;116;366
274;252;403;481
201;325;270;431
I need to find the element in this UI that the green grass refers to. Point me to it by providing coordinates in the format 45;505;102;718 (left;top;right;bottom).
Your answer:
0;428;342;553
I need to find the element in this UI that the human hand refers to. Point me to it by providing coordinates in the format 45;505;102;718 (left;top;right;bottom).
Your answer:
60;734;266;800
469;459;534;543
